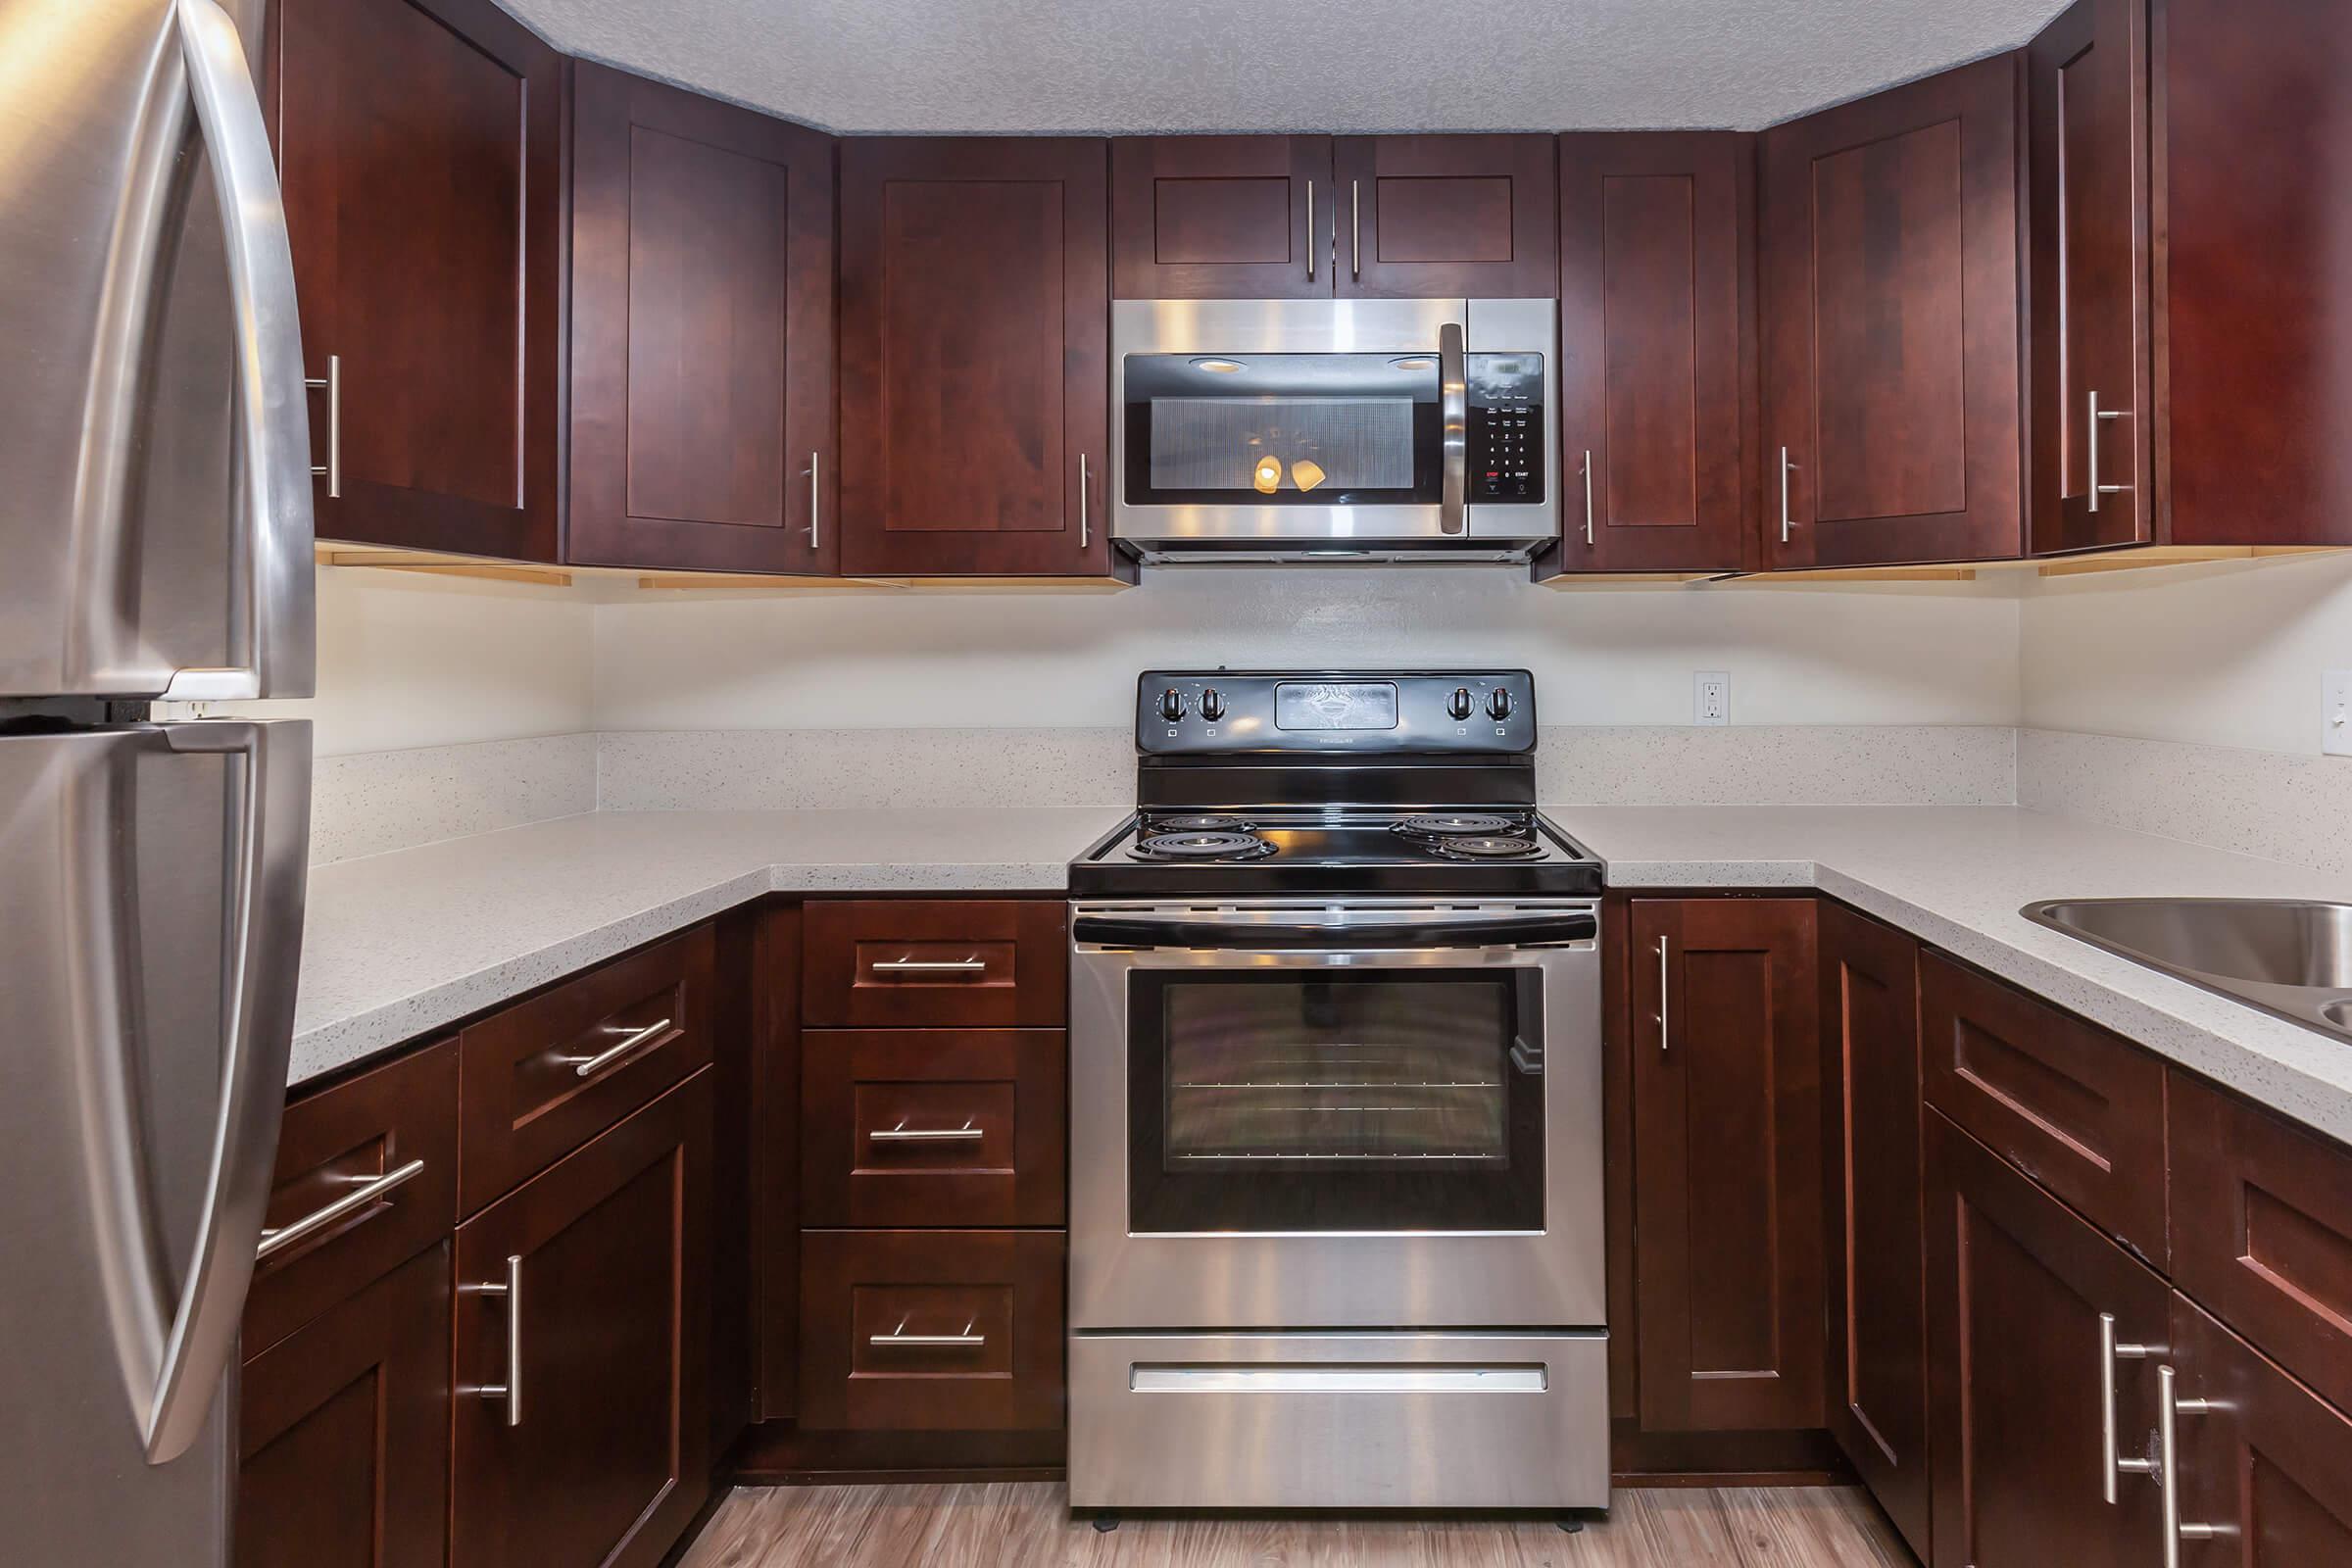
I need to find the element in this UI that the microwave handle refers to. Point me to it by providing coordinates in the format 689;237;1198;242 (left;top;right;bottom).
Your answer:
1072;912;1596;952
1438;321;1468;536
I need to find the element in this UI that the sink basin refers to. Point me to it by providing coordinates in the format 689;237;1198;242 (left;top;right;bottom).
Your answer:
2022;898;2352;1039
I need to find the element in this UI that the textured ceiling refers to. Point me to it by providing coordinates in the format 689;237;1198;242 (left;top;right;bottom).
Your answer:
501;0;2071;134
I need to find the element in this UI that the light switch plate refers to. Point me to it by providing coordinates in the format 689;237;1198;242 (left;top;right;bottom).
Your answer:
1695;671;1730;726
2327;670;2352;757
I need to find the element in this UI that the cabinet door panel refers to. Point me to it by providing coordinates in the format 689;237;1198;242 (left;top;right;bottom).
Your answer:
839;138;1114;577
453;1073;710;1568
270;0;562;560
2173;1295;2352;1568
1631;898;1823;1431
237;1246;451;1568
568;65;836;573
1820;904;1930;1561
2029;0;2151;553
1548;133;1752;574
1760;55;2024;567
1926;1110;2165;1568
1111;136;1330;299
1332;135;1556;299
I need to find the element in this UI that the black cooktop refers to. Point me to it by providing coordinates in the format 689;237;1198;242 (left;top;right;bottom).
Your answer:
1071;808;1604;898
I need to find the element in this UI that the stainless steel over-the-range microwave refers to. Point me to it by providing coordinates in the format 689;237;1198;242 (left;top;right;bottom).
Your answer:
1109;298;1560;564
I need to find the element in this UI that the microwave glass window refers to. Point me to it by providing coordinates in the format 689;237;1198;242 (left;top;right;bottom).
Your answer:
1149;397;1416;493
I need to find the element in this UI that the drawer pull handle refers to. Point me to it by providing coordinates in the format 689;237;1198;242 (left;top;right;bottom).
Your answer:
870;1318;985;1348
256;1157;425;1260
561;1016;673;1079
870;1121;983;1144
473;1253;524;1428
870;956;987;974
2154;1365;2222;1568
2101;1311;2161;1503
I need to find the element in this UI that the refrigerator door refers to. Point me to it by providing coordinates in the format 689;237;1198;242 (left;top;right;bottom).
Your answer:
0;0;314;702
0;719;310;1563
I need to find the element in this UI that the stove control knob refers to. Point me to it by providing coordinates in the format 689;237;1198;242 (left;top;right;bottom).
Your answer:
1446;687;1475;721
1200;688;1226;722
1159;688;1188;722
1487;687;1515;720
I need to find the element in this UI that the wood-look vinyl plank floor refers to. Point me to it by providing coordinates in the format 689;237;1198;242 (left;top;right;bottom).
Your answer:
673;1482;1916;1568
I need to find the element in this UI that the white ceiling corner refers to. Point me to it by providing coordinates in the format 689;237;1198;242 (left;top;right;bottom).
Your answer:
500;0;2073;135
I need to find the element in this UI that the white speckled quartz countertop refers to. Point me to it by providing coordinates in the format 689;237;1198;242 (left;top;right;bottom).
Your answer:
1549;805;2352;1146
291;808;1124;1085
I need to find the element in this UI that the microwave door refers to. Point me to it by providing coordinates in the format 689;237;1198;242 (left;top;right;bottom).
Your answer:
0;0;313;702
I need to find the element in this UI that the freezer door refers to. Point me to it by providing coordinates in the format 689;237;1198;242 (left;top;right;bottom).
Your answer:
0;720;310;1562
0;0;314;701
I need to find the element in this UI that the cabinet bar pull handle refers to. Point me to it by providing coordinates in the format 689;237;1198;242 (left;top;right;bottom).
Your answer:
1655;935;1670;1054
1079;452;1090;550
1581;450;1595;546
561;1016;673;1079
2155;1365;2221;1567
475;1253;524;1427
870;1121;983;1144
2087;391;2131;513
305;355;341;499
2102;1312;2160;1502
871;956;987;973
808;451;820;549
1350;180;1361;280
256;1158;425;1260
871;1318;985;1348
1778;446;1797;544
1305;179;1315;280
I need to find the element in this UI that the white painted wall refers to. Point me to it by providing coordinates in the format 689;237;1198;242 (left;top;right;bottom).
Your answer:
204;566;597;757
2020;552;2352;757
592;567;2022;730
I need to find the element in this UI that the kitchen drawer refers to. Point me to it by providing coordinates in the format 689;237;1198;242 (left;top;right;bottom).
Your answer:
803;1030;1066;1228
2171;1070;2352;1415
1921;953;2168;1263
800;1230;1064;1431
803;900;1067;1029
246;1039;460;1356
459;926;714;1214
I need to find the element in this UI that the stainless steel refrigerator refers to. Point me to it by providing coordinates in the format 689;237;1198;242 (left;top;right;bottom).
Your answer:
1;0;315;1560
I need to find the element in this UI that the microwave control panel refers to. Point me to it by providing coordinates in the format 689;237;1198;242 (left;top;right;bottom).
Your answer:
1467;354;1545;504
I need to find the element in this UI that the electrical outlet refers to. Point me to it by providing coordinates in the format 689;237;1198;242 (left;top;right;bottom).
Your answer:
2327;670;2352;757
1695;671;1731;726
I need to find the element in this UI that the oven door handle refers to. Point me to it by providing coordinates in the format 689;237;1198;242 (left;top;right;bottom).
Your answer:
1072;912;1596;952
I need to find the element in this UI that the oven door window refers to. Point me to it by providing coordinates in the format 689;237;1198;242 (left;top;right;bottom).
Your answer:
1128;968;1545;1233
1122;353;1441;507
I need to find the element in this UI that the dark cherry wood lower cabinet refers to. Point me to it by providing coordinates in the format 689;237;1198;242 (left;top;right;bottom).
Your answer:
1926;1108;2167;1568
236;1246;452;1568
2171;1294;2352;1563
1629;897;1824;1432
1819;904;1931;1560
453;1071;711;1568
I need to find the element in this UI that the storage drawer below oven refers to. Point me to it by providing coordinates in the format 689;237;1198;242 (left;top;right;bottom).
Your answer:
1067;1331;1607;1510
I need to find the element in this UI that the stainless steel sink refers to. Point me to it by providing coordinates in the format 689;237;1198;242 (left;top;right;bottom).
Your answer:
2022;898;2352;1039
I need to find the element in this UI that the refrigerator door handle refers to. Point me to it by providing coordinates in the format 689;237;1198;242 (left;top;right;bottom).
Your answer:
159;0;316;704
137;719;311;1462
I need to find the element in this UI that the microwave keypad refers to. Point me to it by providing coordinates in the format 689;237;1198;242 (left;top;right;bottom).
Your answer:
1467;354;1544;504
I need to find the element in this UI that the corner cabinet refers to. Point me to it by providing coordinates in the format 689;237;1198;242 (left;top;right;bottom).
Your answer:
1758;55;2026;569
566;65;837;574
267;0;564;562
837;138;1118;579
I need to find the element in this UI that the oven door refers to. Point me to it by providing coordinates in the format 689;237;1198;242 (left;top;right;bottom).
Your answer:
1069;902;1603;1332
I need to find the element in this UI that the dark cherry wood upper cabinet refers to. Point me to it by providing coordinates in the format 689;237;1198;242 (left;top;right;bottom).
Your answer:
837;137;1116;578
2156;0;2352;547
1110;136;1332;299
1759;55;2026;568
1330;135;1557;299
267;0;563;561
453;1072;711;1568
567;66;837;574
2171;1294;2352;1567
2028;0;2151;555
1819;904;1930;1563
1630;898;1823;1432
1925;1109;2166;1568
1542;133;1754;575
237;1246;451;1568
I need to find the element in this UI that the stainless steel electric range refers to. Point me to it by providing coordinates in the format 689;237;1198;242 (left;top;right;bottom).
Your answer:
1066;670;1608;1513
